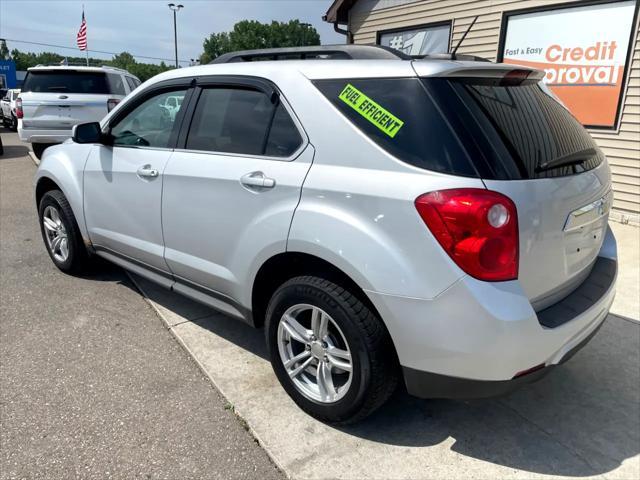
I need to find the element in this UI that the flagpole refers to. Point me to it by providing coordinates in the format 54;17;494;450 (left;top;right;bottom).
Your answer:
84;5;88;66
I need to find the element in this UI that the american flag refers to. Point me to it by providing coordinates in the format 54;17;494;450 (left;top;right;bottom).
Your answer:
77;10;87;51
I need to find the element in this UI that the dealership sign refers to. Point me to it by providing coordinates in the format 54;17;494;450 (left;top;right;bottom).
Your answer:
501;0;637;128
379;23;451;56
0;60;17;89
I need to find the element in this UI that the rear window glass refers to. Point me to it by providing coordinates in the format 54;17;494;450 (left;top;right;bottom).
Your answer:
449;78;603;179
314;78;477;177
22;71;109;94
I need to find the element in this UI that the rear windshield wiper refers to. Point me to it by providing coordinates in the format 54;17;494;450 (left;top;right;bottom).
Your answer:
535;148;597;173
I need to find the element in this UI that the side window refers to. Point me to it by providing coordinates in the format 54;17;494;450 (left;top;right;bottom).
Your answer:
186;87;302;157
265;103;302;156
125;77;138;91
186;88;273;155
106;73;126;96
110;89;187;148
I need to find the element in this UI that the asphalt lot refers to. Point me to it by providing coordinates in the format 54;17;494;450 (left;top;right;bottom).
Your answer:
0;129;283;479
1;128;639;479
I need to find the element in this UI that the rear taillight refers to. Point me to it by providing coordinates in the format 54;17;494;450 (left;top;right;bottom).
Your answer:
107;98;120;112
415;188;519;281
15;98;23;119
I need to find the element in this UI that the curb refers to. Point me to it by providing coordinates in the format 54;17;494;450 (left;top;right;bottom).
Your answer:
28;151;40;166
125;272;292;480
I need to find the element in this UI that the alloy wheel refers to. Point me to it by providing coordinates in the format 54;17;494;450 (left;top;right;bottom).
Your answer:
42;205;69;263
277;304;353;403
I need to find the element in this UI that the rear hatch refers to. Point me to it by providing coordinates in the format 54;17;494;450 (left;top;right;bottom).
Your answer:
416;63;611;309
20;69;114;129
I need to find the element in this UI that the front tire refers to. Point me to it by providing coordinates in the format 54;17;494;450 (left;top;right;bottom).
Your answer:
266;276;398;424
38;190;89;273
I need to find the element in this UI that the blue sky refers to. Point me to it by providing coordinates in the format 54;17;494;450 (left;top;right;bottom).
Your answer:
0;0;344;65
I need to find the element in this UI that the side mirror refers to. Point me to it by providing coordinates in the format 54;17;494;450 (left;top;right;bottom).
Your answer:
72;122;103;144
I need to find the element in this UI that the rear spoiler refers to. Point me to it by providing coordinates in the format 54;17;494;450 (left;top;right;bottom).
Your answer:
414;62;546;82
443;67;545;81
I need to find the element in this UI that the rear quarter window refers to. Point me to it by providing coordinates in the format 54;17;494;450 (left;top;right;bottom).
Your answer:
313;77;477;177
22;71;109;94
125;76;140;91
106;73;126;95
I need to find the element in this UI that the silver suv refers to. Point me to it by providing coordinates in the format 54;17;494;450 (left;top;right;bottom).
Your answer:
33;46;617;423
18;65;140;158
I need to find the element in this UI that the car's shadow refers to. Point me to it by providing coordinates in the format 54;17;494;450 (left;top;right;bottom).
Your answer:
0;144;29;160
108;268;640;477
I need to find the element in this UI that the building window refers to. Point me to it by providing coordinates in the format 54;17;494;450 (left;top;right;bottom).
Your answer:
378;22;451;56
499;0;638;129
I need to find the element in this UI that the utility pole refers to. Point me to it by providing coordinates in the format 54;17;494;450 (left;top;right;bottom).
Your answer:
168;3;183;68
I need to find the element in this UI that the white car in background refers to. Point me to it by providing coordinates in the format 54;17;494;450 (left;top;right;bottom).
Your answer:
1;89;21;131
17;65;141;158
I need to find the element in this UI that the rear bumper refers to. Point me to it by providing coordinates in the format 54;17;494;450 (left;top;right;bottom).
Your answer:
18;124;72;144
402;317;606;399
367;226;617;398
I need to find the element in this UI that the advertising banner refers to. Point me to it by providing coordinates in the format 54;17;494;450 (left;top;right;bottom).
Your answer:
501;1;637;128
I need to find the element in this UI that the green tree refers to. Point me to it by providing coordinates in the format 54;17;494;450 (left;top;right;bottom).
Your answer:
0;40;9;60
110;51;136;70
200;32;232;64
108;52;173;81
7;47;172;82
201;19;320;63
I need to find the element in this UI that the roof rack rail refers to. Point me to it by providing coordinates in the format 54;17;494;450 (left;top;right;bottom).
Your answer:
33;63;93;68
209;44;411;64
101;65;129;73
32;63;129;71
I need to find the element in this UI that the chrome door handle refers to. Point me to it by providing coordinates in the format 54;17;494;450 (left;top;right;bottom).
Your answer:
240;171;276;190
137;165;159;178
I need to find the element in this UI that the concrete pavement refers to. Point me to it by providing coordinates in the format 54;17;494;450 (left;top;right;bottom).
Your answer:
0;129;283;479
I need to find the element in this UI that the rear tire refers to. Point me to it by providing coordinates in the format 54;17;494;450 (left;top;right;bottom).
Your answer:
10;114;17;131
38;190;89;273
266;276;398;424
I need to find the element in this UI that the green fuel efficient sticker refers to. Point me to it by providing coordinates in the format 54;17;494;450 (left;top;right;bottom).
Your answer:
338;84;404;138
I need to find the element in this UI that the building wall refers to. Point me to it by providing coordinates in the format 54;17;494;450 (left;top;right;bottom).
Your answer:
348;0;640;223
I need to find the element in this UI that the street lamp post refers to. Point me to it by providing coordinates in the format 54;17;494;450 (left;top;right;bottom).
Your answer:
168;3;183;68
